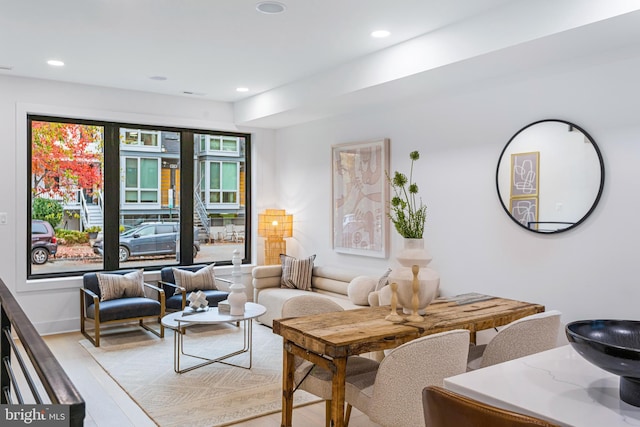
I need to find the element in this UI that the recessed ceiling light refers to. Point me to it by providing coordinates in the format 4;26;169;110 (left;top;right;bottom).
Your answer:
371;30;390;38
47;59;65;67
150;75;167;81
256;1;286;14
236;87;249;93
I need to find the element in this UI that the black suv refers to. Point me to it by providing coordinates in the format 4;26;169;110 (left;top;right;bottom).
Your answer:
92;222;200;262
31;220;58;264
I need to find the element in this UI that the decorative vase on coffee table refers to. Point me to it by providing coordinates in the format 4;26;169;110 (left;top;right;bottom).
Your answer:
228;283;247;315
388;238;439;320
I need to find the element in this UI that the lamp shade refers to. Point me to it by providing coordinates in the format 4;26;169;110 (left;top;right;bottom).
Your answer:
258;209;293;239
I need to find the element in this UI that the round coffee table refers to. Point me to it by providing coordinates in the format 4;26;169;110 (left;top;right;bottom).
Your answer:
161;302;266;373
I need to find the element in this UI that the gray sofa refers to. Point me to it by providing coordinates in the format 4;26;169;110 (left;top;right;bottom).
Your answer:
252;265;374;327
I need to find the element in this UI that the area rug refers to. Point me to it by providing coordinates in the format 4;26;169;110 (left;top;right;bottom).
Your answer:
80;322;320;427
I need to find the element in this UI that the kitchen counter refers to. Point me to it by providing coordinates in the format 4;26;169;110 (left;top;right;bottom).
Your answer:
444;345;640;426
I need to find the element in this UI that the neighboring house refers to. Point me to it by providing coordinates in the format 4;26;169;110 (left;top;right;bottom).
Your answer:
56;128;246;241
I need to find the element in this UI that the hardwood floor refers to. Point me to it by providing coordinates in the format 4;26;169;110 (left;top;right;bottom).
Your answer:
43;331;379;427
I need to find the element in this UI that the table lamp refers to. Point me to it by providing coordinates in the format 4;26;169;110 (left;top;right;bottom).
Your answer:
258;209;293;265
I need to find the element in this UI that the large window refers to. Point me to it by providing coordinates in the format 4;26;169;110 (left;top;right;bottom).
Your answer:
28;116;251;279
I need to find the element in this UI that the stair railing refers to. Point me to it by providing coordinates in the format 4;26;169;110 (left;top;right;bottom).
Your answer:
0;278;85;426
193;190;210;240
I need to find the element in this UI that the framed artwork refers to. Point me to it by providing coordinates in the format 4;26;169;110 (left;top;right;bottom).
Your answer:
332;139;389;258
510;197;539;230
510;151;539;197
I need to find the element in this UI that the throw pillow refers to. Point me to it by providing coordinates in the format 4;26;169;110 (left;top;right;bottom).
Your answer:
375;267;392;291
280;254;316;291
172;263;217;293
347;276;377;306
97;269;145;302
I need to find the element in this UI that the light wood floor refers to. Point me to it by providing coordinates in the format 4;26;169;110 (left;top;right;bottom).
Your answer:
43;331;380;427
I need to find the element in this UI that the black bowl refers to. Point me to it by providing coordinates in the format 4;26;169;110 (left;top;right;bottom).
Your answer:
566;319;640;407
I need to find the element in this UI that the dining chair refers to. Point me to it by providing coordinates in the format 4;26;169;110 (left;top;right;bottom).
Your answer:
343;329;470;427
422;386;561;427
281;295;379;427
467;310;562;370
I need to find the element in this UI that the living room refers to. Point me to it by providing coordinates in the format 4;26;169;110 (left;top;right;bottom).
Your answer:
1;1;640;426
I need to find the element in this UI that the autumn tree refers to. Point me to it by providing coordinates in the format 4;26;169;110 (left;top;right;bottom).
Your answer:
31;121;103;201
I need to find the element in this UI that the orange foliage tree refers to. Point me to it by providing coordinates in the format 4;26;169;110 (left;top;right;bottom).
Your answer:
31;121;103;201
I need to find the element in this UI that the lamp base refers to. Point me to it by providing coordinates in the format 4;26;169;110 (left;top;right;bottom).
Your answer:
265;238;286;265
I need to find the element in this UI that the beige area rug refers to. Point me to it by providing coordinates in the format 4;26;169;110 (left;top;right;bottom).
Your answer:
80;322;320;427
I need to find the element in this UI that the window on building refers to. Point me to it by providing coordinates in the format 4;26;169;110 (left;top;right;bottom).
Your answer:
28;116;250;279
123;157;160;204
121;128;161;150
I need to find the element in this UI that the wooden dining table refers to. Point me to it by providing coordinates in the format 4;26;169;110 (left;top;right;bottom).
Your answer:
272;293;544;427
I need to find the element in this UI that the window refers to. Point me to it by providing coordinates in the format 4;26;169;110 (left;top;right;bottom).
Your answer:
209;162;238;205
28;116;251;279
123;157;160;205
198;135;239;156
121;128;161;150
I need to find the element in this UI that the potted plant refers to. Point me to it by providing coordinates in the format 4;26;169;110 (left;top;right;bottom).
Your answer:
388;150;427;238
85;226;101;239
387;151;438;319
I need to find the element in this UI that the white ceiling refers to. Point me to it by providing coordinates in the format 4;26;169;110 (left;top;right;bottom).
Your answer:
2;0;640;128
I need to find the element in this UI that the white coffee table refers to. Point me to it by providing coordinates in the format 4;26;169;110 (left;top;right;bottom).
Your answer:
161;302;266;373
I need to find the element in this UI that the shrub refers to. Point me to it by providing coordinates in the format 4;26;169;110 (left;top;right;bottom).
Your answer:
55;229;89;245
32;198;63;228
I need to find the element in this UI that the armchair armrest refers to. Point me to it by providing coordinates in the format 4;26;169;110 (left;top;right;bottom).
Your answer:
143;282;166;311
158;280;183;294
79;287;99;310
80;287;99;300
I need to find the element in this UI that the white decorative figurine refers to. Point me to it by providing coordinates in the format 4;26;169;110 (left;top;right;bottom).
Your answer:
188;290;208;310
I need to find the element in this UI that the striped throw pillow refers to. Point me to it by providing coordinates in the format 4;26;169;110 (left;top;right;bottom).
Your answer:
97;270;145;301
172;264;217;293
280;254;316;291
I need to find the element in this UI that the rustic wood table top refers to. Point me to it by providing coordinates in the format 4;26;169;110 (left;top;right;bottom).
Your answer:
273;294;545;427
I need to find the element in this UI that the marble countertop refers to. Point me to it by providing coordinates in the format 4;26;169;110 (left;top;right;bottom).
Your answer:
444;345;640;427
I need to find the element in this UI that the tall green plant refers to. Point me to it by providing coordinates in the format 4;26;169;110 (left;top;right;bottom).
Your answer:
387;151;427;238
32;198;63;228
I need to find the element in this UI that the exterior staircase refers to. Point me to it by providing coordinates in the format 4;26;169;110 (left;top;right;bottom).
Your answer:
193;190;211;242
84;204;103;229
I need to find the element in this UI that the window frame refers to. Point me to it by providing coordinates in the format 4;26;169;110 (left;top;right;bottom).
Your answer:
27;114;251;280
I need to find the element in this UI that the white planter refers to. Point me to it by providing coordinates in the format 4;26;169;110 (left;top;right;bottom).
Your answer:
388;238;440;316
228;283;247;315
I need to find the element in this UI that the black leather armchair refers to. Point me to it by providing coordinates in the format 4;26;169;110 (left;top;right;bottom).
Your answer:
80;269;165;347
159;265;231;311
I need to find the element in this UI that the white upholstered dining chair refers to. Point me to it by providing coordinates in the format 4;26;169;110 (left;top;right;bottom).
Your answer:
281;295;379;427
467;310;562;370
343;329;470;427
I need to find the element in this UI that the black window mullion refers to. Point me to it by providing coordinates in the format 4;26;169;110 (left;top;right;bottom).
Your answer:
103;124;120;270
179;131;195;265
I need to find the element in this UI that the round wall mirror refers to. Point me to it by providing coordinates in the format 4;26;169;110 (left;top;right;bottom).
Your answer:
496;119;604;233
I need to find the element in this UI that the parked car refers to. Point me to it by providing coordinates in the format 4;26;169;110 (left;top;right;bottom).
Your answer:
31;219;58;264
92;222;200;262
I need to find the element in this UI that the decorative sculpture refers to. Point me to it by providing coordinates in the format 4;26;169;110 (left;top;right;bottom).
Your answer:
188;290;208;311
406;265;424;322
385;282;404;323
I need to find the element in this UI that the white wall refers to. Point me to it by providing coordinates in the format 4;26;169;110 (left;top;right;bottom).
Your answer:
274;48;640;324
0;75;277;334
